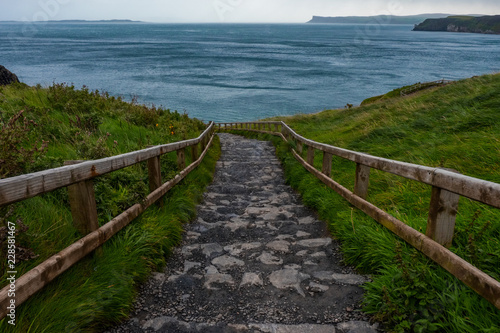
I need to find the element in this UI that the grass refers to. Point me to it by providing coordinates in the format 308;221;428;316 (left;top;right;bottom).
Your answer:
0;82;220;331
231;73;500;332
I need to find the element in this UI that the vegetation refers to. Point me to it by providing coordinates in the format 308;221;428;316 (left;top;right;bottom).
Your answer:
0;82;220;331
413;15;500;34
236;73;500;332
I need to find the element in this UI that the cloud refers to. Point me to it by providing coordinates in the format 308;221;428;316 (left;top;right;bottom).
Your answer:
1;0;499;22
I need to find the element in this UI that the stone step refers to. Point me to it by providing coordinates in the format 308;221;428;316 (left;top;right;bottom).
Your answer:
140;316;379;333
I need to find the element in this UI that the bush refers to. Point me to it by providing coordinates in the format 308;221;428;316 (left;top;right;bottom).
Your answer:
0;110;48;178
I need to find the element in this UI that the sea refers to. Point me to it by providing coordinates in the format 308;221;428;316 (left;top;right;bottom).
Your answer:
1;22;500;122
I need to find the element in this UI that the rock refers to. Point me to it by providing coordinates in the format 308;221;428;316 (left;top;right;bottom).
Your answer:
249;323;337;332
240;273;264;287
309;282;329;293
298;216;316;225
257;252;283;265
204;266;235;290
183;261;201;274
201;243;224;258
212;255;245;270
0;65;20;86
331;274;368;286
142;316;181;331
268;269;310;297
266;240;291;253
297;238;332;248
296;231;311;238
336;321;379;333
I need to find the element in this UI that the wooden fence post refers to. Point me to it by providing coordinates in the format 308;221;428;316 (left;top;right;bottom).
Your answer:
322;152;333;177
426;186;460;248
296;140;303;154
354;163;370;200
146;152;163;207
192;143;199;161
64;161;99;235
275;124;279;132
177;148;186;170
258;123;262;131
307;146;315;165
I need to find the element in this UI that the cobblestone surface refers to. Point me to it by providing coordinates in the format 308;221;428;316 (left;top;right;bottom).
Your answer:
107;133;381;333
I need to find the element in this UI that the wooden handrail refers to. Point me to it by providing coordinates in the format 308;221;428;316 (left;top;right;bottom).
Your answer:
218;121;500;310
0;123;215;207
0;123;216;320
279;122;500;209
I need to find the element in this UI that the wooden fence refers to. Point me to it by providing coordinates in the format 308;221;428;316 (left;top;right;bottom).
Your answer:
0;122;215;320
218;121;500;310
400;79;453;96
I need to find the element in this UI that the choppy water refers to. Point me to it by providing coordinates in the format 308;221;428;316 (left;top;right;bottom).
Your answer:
1;22;500;122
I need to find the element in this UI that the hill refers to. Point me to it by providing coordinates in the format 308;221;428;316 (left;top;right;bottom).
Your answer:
268;74;500;332
413;15;500;34
307;14;451;25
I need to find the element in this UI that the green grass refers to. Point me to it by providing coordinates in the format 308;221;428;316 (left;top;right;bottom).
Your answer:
241;73;500;332
0;82;220;331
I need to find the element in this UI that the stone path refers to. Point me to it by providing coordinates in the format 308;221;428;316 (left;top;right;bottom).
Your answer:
109;133;380;333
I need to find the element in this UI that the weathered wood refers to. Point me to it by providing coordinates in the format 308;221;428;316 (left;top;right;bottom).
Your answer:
307;146;315;166
147;154;163;208
147;155;162;193
291;149;500;311
192;143;199;161
296;140;303;154
279;122;500;209
354;163;371;200
0;132;216;321
177;148;186;170
67;180;99;235
426;186;460;248
0;123;214;207
258;123;262;131
322;152;333;177
64;161;98;235
275;124;279;132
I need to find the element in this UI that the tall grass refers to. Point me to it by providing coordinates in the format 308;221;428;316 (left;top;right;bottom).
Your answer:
0;82;220;331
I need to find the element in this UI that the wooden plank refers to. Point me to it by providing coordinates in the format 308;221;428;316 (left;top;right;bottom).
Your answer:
426;186;460;248
67;179;99;235
64;161;98;235
177;148;186;170
322;152;333;177
191;143;199;161
307;146;315;166
0;123;214;207
291;149;500;311
275;124;279;132
296;140;303;155
147;155;162;193
354;163;371;200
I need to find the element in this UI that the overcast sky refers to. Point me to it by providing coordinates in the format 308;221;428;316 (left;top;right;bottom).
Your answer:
1;0;500;23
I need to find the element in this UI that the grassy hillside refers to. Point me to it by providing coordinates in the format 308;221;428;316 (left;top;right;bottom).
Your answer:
266;73;500;332
0;83;220;331
413;15;500;34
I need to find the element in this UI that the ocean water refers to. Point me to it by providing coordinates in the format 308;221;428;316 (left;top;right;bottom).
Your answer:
1;22;500;122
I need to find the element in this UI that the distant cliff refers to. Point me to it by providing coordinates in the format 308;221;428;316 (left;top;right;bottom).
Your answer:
413;15;500;34
307;14;450;25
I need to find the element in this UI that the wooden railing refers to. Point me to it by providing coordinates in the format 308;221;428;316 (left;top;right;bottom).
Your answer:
218;121;500;310
400;79;453;96
0;122;216;319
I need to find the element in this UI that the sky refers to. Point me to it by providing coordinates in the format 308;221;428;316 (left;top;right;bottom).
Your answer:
1;0;500;23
